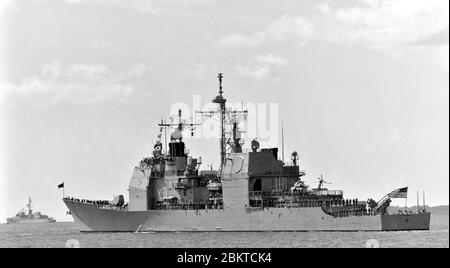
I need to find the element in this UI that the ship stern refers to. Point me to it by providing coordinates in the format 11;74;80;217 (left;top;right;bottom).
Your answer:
381;212;431;231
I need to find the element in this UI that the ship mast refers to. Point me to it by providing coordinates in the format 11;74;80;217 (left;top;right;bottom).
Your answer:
27;196;32;216
197;73;247;172
158;109;200;155
281;120;285;163
217;73;226;169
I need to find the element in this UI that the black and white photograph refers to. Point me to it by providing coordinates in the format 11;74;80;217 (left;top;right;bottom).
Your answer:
0;0;448;251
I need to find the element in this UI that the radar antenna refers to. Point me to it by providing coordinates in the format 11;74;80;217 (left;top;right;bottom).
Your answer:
317;174;331;190
158;109;200;154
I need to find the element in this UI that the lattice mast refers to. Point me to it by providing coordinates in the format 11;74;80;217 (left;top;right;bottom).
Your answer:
157;109;200;155
197;73;247;172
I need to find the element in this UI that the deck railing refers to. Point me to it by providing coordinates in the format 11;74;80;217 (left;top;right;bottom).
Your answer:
63;197;128;211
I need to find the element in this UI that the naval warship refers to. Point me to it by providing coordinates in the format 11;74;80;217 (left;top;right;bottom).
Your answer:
63;73;430;232
7;197;56;224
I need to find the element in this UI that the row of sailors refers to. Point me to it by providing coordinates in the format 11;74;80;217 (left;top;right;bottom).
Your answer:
328;207;370;217
324;201;378;217
148;202;224;210
324;199;360;207
267;198;361;208
64;196;109;205
63;196;127;209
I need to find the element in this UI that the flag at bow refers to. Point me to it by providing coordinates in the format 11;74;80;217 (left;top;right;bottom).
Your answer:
58;182;64;189
388;187;408;199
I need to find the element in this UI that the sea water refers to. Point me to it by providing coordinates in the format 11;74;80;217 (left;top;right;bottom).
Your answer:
0;214;448;248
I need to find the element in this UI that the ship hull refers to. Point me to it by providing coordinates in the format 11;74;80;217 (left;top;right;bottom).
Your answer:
6;218;56;224
64;200;430;232
381;213;430;231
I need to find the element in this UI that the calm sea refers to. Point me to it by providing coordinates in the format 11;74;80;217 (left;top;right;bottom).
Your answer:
0;214;448;248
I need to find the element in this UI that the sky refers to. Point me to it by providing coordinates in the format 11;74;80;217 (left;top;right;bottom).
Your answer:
0;0;448;222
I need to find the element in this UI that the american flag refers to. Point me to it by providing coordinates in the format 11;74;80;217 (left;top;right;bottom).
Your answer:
388;187;408;199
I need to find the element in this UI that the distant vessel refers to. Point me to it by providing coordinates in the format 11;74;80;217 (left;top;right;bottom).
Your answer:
63;73;430;232
7;197;56;224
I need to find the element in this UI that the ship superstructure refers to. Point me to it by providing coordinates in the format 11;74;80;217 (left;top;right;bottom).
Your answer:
63;73;430;232
7;197;56;224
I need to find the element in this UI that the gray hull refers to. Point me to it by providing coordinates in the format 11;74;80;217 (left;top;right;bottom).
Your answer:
381;213;430;231
64;200;430;232
6;218;56;224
